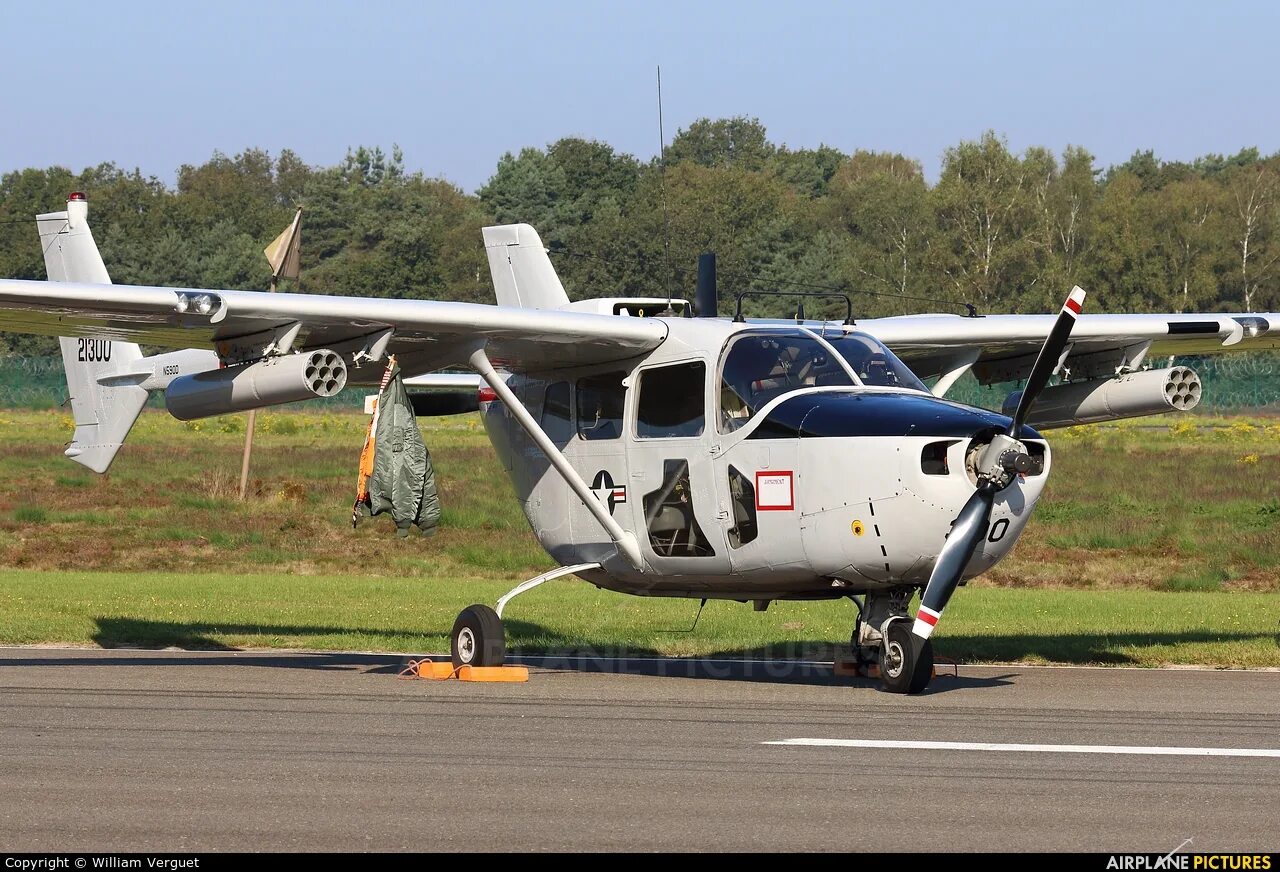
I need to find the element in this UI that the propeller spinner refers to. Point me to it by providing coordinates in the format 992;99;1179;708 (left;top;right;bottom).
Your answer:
913;286;1086;643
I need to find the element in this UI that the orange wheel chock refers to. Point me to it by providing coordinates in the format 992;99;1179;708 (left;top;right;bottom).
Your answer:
415;661;459;680
832;657;862;678
408;660;529;683
458;665;529;683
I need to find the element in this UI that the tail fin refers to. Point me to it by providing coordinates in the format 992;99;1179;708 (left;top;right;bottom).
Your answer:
482;223;571;309
38;194;147;473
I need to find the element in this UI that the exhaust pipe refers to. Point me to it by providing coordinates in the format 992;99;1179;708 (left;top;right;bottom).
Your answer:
695;252;717;318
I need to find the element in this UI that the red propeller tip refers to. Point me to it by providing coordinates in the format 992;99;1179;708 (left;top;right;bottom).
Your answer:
1064;286;1086;316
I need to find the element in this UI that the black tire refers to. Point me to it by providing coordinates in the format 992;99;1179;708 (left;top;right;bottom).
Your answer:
878;621;933;694
451;604;506;668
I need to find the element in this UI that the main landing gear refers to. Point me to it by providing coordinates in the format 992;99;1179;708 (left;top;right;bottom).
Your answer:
852;589;934;694
449;562;602;669
451;604;506;667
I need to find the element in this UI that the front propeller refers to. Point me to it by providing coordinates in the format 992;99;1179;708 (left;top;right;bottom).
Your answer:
912;286;1086;643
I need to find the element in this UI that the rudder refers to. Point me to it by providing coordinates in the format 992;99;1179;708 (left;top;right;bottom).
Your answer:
39;194;147;473
481;223;571;310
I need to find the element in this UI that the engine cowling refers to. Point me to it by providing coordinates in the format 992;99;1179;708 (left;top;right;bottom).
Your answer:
165;350;347;421
1001;366;1201;429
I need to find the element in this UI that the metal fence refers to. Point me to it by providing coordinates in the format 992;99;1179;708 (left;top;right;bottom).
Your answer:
946;353;1280;412
2;353;1278;413
0;356;367;410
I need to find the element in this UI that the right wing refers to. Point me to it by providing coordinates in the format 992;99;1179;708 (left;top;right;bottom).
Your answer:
865;311;1280;389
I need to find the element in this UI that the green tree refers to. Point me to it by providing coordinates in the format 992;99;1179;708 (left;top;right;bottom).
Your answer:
1019;145;1100;310
822;152;934;315
1222;157;1280;311
1085;171;1163;311
665;117;776;171
1148;176;1229;312
769;144;846;199
931;132;1037;312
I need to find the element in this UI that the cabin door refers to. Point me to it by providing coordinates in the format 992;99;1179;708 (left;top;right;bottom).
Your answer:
625;358;730;576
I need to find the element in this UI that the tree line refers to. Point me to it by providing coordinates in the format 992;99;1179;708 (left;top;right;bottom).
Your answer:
1;119;1278;355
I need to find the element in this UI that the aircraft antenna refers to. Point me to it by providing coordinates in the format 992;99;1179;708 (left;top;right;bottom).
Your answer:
657;65;674;314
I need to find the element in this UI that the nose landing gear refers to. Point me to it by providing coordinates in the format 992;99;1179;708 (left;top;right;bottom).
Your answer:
878;620;934;694
853;588;935;694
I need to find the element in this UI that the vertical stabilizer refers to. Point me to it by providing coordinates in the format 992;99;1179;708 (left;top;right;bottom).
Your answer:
39;193;147;473
481;223;571;310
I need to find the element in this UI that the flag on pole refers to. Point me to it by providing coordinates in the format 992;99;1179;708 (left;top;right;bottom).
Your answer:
263;207;303;280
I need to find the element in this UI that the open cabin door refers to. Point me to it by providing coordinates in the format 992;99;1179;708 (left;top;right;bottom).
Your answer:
625;358;730;575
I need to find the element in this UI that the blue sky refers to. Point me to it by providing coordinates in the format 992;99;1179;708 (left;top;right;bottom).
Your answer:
2;1;1278;191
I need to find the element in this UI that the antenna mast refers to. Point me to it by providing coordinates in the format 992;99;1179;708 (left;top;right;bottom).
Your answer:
657;65;674;312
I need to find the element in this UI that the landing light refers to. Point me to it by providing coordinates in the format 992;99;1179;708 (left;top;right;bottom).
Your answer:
175;292;221;317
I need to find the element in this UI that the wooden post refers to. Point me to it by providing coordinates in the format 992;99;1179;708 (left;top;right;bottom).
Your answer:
238;275;277;500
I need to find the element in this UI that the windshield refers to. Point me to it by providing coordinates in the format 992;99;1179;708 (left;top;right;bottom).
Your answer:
718;329;926;432
825;332;929;392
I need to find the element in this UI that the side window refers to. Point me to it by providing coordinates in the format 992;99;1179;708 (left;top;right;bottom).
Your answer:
727;465;758;548
541;382;572;443
577;372;626;441
636;361;706;438
642;459;715;557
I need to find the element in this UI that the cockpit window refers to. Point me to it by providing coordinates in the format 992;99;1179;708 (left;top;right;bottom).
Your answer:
825;333;928;392
718;329;926;432
719;332;854;432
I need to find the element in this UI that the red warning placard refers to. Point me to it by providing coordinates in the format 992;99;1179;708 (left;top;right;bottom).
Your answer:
755;470;794;511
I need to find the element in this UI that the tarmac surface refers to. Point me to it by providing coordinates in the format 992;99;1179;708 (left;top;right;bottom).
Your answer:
0;647;1276;852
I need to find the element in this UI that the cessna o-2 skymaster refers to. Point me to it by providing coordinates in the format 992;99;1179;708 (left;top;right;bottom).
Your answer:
3;194;1278;693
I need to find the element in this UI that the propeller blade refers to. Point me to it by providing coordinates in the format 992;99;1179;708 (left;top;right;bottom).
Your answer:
1008;286;1086;437
912;481;997;640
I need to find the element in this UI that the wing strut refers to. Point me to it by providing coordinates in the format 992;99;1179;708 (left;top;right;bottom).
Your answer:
931;349;980;398
468;347;645;571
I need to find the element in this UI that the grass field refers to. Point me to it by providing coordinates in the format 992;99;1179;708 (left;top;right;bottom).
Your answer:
0;407;1276;665
0;570;1275;667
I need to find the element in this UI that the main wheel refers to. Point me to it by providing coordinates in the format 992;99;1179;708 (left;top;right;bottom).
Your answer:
878;621;933;694
451;604;506;668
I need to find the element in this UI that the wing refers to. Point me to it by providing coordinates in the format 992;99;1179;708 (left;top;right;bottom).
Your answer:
0;278;667;381
864;311;1280;386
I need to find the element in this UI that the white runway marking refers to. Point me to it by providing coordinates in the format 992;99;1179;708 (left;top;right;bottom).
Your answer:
763;738;1280;758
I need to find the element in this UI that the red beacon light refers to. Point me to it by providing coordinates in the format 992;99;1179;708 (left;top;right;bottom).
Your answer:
68;192;87;202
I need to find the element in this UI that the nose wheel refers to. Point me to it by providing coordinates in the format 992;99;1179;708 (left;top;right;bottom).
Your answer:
879;621;933;694
451;604;506;668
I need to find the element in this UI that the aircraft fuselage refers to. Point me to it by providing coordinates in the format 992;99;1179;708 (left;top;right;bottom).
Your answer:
480;319;1049;601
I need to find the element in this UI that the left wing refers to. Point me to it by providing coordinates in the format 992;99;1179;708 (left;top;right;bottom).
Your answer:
864;311;1280;387
0;278;668;380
